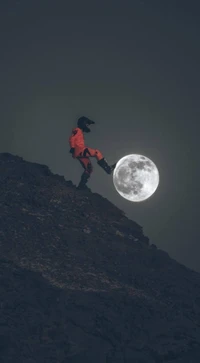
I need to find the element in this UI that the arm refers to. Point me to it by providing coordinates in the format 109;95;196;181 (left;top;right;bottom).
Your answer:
69;128;78;148
69;128;80;155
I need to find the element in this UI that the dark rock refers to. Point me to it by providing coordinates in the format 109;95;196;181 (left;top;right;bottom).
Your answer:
0;153;200;362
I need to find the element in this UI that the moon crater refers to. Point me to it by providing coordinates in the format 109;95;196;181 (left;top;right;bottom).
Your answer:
113;154;159;202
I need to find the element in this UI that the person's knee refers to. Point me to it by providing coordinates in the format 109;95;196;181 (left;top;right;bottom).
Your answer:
94;149;103;161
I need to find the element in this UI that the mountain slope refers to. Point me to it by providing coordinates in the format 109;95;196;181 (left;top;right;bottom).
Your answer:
0;153;200;363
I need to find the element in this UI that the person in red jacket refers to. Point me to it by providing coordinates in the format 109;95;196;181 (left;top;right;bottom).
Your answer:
69;116;116;190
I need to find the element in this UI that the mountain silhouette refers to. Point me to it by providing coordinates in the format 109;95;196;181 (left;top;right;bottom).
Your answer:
0;152;200;363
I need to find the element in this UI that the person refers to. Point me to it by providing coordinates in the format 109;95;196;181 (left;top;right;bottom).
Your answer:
69;116;116;190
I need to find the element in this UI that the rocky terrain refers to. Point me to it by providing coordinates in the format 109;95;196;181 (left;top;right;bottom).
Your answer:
0;152;200;363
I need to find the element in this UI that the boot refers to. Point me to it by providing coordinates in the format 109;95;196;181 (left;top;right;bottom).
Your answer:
97;158;116;175
77;172;90;190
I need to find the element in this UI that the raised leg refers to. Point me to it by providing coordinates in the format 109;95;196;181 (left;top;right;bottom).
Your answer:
80;147;116;174
97;158;116;174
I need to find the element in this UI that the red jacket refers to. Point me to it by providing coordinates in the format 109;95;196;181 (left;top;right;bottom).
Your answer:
69;128;85;157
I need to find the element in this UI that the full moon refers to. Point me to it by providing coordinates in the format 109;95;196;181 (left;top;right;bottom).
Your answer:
113;154;159;202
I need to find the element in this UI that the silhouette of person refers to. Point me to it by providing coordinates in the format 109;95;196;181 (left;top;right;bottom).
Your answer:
69;116;116;190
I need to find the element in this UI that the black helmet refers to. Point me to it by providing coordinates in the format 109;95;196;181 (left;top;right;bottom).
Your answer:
77;116;95;133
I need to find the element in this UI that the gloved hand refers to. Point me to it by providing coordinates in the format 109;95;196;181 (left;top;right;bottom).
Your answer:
69;148;75;154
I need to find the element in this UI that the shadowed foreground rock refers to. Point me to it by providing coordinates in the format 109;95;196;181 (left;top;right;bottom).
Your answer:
0;153;200;363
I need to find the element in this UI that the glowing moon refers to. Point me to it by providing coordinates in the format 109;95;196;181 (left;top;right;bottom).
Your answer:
113;154;159;202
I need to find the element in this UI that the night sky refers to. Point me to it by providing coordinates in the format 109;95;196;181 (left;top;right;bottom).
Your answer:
1;1;200;272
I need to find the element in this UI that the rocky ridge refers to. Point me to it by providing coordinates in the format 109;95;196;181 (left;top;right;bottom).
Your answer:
0;153;200;363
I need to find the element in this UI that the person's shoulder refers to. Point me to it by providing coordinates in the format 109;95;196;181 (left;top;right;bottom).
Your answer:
71;127;80;135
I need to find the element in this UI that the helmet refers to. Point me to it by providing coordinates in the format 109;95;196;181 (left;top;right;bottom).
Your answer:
77;116;95;133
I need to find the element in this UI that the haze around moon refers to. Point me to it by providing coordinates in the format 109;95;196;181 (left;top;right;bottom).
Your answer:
113;154;159;202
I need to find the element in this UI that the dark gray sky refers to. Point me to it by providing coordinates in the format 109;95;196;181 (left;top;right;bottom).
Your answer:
1;1;200;272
